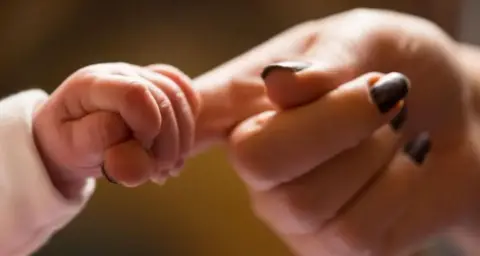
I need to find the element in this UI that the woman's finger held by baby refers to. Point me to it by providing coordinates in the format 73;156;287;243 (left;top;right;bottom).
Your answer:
261;61;354;109
103;139;155;187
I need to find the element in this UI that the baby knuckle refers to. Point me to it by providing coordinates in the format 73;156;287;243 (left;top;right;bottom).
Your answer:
123;80;151;104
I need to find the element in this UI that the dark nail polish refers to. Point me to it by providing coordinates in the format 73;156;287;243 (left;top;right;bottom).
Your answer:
261;61;311;79
101;164;118;184
404;132;431;165
370;72;410;113
390;105;407;131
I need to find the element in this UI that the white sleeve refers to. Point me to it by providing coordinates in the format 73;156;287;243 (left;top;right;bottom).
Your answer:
0;90;96;256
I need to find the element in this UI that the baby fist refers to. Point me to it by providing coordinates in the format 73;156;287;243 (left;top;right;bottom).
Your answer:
33;63;200;198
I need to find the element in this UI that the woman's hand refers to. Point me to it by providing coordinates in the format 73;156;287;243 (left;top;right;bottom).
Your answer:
223;9;480;255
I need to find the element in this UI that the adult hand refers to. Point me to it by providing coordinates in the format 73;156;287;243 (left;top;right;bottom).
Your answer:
222;9;480;255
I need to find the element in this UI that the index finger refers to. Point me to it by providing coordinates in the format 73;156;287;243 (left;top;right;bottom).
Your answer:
229;72;410;190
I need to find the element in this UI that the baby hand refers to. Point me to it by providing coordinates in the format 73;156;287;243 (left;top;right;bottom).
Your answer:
33;63;200;198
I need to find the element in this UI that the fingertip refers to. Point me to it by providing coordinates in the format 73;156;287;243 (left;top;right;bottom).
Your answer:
169;158;185;177
333;72;409;134
150;159;184;185
390;104;407;131
403;132;432;165
104;140;155;187
101;164;118;184
368;72;410;114
261;61;340;110
261;61;312;80
151;173;168;186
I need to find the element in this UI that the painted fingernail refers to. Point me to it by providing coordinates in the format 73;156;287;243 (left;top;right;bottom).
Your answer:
404;132;431;165
261;61;311;79
101;164;118;184
370;72;410;113
390;105;407;131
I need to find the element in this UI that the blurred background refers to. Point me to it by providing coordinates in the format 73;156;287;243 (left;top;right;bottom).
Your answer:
0;0;474;255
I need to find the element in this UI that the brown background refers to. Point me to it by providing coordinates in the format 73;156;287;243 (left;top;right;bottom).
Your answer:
0;1;462;255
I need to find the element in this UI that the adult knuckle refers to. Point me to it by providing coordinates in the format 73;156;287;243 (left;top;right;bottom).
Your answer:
229;138;279;190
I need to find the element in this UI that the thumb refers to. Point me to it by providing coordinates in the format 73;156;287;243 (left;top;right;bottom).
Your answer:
260;49;359;110
63;111;130;169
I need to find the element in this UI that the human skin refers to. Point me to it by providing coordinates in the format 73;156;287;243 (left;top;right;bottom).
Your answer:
33;7;480;255
196;9;480;255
